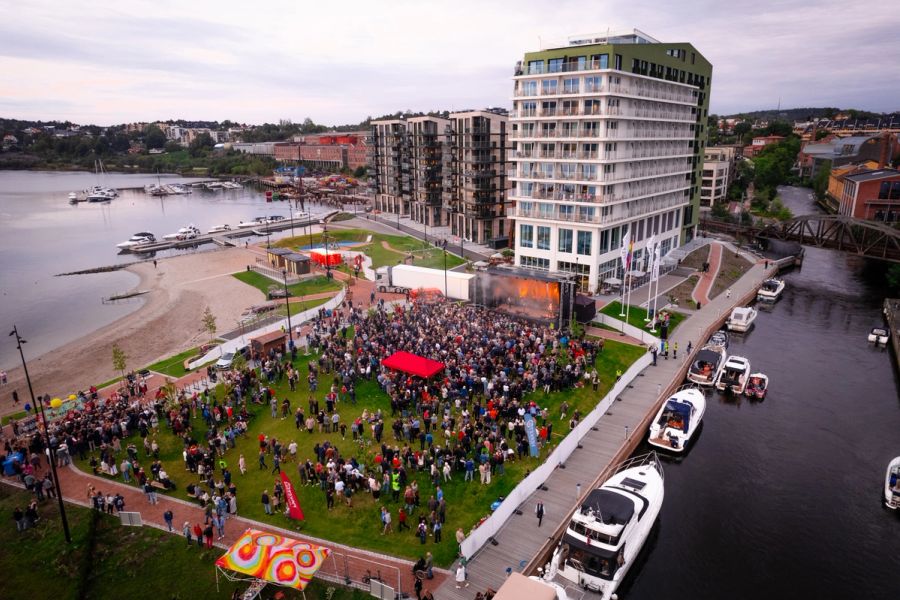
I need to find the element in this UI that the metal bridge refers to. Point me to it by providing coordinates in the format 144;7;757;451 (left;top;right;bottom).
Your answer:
700;215;900;263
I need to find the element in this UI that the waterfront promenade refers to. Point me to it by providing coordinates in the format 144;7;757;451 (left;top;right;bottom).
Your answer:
436;249;772;600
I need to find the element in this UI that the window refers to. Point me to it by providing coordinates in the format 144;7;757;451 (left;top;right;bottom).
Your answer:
520;224;534;248
537;226;551;250
597;54;609;69
548;58;564;73
637;219;644;241
527;60;544;74
542;79;558;95
578;205;595;222
563;78;579;94
522;81;537;96
611;226;620;250
577;230;592;255
599;229;610;253
584;76;602;93
538;202;554;218
520;255;550;270
559;228;573;252
584;99;601;115
614;54;622;70
560;205;574;221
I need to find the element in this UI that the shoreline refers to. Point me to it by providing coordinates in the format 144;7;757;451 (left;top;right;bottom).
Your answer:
0;245;266;416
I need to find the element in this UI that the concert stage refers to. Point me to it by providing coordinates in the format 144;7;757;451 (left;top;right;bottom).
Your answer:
478;266;576;328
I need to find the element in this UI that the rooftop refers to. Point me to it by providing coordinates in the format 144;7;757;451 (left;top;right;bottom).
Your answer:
844;168;900;183
565;29;660;47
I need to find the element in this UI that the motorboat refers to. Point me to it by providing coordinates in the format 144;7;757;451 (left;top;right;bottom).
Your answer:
238;217;268;228
549;453;663;599
715;356;751;394
744;373;769;399
293;211;310;220
726;306;758;333
86;186;114;202
68;192;78;201
116;232;156;251
267;215;286;223
222;181;242;189
207;224;232;234
170;184;192;194
757;278;785;302
885;457;900;510
687;344;727;387
868;327;890;345
708;330;729;349
647;388;706;453
163;225;200;241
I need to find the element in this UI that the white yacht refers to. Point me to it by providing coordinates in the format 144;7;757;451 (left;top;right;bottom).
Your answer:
207;224;232;234
162;225;200;241
726;306;758;333
885;457;900;510
68;192;78;201
868;327;890;345
687;344;727;387
648;388;706;453
86;186;114;202
116;232;156;251
715;356;751;394
757;278;785;302
222;181;242;189
548;453;663;599
238;216;268;228
293;211;310;221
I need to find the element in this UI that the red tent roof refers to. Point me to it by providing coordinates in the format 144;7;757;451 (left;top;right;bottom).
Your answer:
381;351;445;378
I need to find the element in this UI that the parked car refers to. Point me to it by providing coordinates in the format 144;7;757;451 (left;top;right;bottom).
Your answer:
216;352;235;370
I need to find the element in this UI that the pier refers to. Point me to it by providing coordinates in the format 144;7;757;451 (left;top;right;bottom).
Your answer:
884;298;900;370
436;251;774;600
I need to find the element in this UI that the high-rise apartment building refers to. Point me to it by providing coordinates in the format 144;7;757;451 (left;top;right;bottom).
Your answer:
509;30;712;292
368;109;510;247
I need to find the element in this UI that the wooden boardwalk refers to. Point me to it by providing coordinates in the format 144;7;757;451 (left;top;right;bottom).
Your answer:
437;253;772;600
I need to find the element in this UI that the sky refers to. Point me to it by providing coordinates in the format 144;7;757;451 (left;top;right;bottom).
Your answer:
1;0;899;126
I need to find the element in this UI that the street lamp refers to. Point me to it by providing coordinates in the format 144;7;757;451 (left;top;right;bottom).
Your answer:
281;270;293;346
9;326;71;543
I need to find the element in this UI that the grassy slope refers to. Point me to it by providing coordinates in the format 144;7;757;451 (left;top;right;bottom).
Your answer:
145;347;201;378
0;486;366;600
232;271;342;297
75;340;643;566
600;301;687;333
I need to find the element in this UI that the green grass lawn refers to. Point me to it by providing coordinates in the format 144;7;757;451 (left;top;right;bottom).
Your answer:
600;301;687;333
0;486;367;600
274;229;465;271
1;410;28;425
145;347;201;378
75;339;643;566
233;271;342;298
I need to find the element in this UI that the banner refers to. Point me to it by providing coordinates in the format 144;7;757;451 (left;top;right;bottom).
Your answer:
619;230;631;271
644;235;656;272
651;241;661;282
523;412;539;457
280;471;305;520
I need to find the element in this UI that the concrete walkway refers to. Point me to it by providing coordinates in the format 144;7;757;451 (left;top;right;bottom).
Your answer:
436;260;772;600
692;242;723;306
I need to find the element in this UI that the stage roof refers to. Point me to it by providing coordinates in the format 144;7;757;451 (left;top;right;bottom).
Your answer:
382;351;445;378
484;265;575;283
215;529;329;591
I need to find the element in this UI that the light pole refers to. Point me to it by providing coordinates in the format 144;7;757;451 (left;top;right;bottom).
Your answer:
307;214;314;251
322;223;332;279
281;270;293;346
9;326;71;544
442;239;448;298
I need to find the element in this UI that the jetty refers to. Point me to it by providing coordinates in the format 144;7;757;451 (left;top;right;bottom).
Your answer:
883;298;900;370
436;248;775;600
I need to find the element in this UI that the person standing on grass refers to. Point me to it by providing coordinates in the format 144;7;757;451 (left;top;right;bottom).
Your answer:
13;507;25;532
193;523;203;548
238;454;246;475
261;490;272;515
381;506;392;535
417;519;427;544
163;509;174;532
258;450;267;470
433;519;442;543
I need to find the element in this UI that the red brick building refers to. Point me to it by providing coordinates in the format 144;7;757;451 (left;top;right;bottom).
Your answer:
743;135;785;158
273;142;300;161
838;168;900;222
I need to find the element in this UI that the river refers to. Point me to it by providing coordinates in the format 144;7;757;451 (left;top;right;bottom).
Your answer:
0;170;319;370
624;186;900;599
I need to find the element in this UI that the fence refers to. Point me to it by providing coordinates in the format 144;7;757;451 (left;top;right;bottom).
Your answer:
459;351;653;559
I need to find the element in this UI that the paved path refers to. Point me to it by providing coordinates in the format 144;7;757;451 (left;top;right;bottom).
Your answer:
436;260;770;600
584;326;644;347
692;242;723;306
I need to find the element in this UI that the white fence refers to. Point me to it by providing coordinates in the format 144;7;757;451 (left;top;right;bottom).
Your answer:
187;287;348;370
460;351;653;558
592;313;661;346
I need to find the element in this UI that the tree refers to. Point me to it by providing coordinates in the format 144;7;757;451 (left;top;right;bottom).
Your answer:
201;306;217;341
164;141;182;153
189;132;214;157
145;125;166;149
812;160;831;199
815;130;829;141
733;122;751;138
111;343;128;381
353;166;367;178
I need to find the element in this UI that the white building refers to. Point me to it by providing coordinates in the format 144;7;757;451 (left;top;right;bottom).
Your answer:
700;146;736;208
509;30;712;292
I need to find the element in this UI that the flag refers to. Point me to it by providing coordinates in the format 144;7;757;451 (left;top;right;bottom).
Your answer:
626;237;635;271
651;242;661;282
644;235;656;272
619;230;631;271
280;471;305;520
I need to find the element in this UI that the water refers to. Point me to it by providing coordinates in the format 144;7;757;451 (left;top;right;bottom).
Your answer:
625;186;900;599
0;170;316;370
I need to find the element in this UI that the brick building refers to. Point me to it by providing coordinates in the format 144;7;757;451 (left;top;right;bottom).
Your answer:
838;168;900;222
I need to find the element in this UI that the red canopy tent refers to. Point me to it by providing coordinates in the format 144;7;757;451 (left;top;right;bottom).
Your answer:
382;351;445;378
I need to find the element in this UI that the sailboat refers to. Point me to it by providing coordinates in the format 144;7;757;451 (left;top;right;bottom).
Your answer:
86;159;119;201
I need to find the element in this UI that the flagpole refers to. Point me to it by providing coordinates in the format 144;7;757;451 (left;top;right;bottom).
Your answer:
644;237;655;322
619;264;626;316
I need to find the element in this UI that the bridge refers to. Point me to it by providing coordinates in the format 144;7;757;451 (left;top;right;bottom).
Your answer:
700;214;900;263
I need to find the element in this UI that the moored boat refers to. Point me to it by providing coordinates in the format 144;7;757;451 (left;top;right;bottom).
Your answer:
715;356;751;394
115;232;156;251
868;327;890;345
548;452;663;599
648;387;706;452
885;457;900;510
757;278;785;302
687;344;727;387
744;373;769;399
708;329;729;349
726;306;758;333
207;224;232;234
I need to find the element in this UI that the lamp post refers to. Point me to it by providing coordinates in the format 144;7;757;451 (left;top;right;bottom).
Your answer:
281;270;293;346
9;326;71;544
322;223;332;279
307;214;314;251
442;239;448;298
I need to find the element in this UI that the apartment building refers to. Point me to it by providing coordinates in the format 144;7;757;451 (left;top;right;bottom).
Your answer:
700;146;736;208
509;30;712;292
368;110;510;246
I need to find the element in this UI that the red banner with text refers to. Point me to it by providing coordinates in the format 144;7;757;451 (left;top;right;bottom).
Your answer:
280;471;305;521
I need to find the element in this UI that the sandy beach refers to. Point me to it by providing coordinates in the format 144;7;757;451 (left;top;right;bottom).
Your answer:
0;246;266;416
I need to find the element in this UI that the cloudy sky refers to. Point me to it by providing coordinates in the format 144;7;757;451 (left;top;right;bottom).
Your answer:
1;0;898;126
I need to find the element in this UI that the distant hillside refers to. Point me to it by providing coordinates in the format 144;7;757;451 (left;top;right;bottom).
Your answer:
722;107;894;122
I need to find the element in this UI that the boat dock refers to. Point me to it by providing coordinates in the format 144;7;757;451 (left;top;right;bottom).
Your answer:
436;254;774;600
883;298;900;370
129;213;336;255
